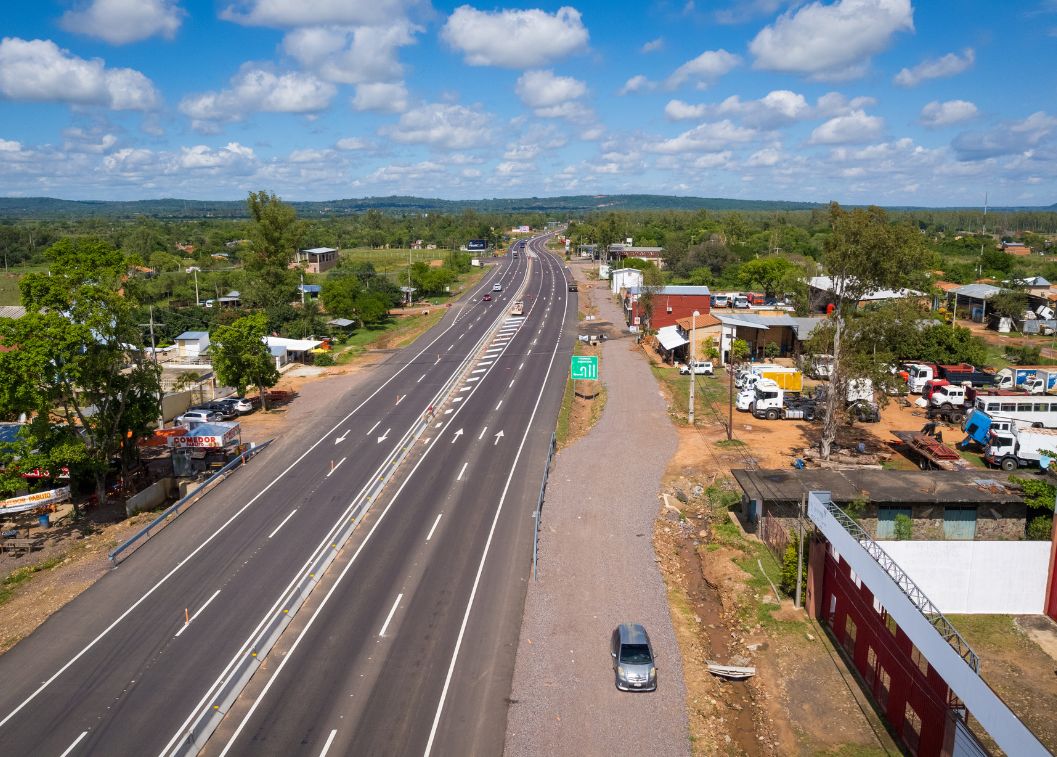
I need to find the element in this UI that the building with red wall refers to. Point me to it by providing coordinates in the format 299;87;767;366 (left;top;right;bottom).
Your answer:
623;285;710;331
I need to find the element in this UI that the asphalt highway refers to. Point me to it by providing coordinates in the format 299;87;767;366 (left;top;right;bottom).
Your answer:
0;234;574;756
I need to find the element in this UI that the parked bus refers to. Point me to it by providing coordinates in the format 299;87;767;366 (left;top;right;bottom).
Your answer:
972;394;1057;429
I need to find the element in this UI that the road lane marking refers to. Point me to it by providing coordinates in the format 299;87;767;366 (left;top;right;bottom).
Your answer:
494;430;504;445
174;589;222;638
478;426;488;440
519;362;524;370
509;379;515;388
426;513;443;541
326;458;347;478
495;400;503;410
334;430;348;444
267;509;298;539
458;386;471;392
59;730;88;757
453;397;463;403
471;368;486;374
379;594;403;637
424;239;569;757
367;420;381;435
444;408;454;414
377;428;391;443
457;462;468;481
417;374;425;383
451;429;464;443
478;360;493;366
467;377;480;383
395;395;405;406
319;729;338;757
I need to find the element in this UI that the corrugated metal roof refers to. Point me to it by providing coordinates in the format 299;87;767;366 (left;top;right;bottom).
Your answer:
0;305;26;319
627;285;710;295
952;283;1002;299
655;325;689;350
176;331;209;340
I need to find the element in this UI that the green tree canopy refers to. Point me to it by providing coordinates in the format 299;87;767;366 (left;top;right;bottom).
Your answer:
210;313;280;409
242;191;301;324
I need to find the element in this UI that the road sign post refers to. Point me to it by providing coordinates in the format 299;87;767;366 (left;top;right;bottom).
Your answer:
570;355;598;399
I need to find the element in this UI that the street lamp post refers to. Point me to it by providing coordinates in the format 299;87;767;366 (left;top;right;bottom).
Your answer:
689;310;699;425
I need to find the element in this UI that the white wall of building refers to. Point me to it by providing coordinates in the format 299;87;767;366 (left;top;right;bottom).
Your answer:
878;540;1051;614
610;268;643;294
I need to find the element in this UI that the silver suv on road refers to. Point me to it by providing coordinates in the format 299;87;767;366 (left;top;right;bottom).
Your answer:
610;623;657;691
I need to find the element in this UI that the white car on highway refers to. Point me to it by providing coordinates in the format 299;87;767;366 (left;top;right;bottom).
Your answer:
492;283;502;292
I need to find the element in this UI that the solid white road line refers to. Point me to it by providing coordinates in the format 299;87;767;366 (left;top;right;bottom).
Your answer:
457;462;468;481
367;420;381;435
426;513;443;542
59;731;89;757
423;241;569;757
326;457;347;478
174;589;222;639
379;594;403;637
267;509;298;539
319;729;338;757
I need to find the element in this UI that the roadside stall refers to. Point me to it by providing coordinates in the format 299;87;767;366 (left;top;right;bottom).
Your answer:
168;422;242;477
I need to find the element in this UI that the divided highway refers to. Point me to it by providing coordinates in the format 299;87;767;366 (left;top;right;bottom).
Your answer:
0;234;575;756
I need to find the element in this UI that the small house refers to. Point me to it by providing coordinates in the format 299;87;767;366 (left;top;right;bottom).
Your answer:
609;268;644;295
174;331;210;360
623;285;711;332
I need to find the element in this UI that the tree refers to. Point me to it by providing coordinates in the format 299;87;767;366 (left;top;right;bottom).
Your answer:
988;289;1028;321
243;191;301;325
210;313;280;410
817;203;927;458
636;264;664;333
0;238;160;510
737;256;796;296
621;257;651;271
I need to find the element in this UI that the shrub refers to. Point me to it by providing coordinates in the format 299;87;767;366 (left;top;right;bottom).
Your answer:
779;531;808;596
313;351;335;366
894;513;913;540
1028;516;1053;540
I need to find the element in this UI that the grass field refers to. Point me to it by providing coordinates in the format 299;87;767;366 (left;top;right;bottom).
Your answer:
338;247;463;275
0;263;49;306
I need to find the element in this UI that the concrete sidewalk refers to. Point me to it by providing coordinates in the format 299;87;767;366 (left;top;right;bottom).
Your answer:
505;271;689;756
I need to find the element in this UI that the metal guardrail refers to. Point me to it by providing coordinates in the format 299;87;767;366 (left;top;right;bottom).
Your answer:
820;497;981;673
532;432;557;580
108;440;274;564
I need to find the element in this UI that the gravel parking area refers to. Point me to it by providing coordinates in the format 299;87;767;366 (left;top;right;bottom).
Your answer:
505;273;689;757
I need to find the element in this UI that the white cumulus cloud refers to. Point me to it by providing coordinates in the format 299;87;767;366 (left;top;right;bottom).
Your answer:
220;0;412;28
0;38;159;110
713;90;811;128
381;103;494;149
619;74;654;95
895;48;974;87
178;142;256;170
649;120;759;154
665;99;706;121
809;110;884;144
441;6;588;68
60;0;185;45
749;0;914;80
180;65;336;128
282;21;419;85
920;100;978;128
667;49;741;89
352;82;409;112
516;70;586;108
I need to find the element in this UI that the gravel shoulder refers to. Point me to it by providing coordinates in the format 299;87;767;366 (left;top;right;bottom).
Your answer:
505;268;690;757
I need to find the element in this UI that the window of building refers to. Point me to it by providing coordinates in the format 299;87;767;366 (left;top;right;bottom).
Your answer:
876;666;891;709
910;645;929;677
885;611;898;637
904;702;922;754
872;596;884;615
944;506;977;540
828;594;837;623
865;646;878;687
877;506;912;539
843;615;857;657
848;567;862;589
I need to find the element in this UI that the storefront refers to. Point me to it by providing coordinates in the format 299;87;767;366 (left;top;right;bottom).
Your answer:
168;422;242;477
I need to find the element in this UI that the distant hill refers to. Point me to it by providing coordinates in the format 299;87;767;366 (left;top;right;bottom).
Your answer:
0;194;824;219
0;194;1053;220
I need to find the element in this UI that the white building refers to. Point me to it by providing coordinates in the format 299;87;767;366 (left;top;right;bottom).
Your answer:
610;268;644;294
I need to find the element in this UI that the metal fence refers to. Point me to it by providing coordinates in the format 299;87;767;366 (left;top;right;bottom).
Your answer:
108;440;273;564
532;432;558;580
759;510;792;560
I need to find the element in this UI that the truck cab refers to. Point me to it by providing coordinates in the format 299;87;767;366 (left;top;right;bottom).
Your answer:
906;364;935;393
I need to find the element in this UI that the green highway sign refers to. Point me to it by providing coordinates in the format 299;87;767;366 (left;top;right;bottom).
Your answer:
570;355;598;381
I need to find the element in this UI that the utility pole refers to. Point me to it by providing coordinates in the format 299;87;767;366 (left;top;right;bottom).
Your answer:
300;271;305;306
728;357;734;441
688;310;698;425
795;494;806;609
141;306;165;429
193;268;200;306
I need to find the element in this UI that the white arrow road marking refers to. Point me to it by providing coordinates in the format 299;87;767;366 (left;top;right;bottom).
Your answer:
377;428;390;443
334;430;349;444
174;589;222;638
379;594;402;637
367;421;381;436
493;430;504;446
457;462;468;481
326;458;346;478
478;426;488;440
451;428;464;443
426;513;443;542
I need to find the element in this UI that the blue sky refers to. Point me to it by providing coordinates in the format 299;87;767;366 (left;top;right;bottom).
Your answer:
1;0;1055;206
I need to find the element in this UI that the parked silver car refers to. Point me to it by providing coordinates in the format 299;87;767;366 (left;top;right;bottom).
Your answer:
610;623;657;691
176;409;223;426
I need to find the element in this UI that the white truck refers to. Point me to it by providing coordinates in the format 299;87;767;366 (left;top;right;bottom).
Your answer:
984;425;1057;471
750;382;819;421
1024;369;1057;395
